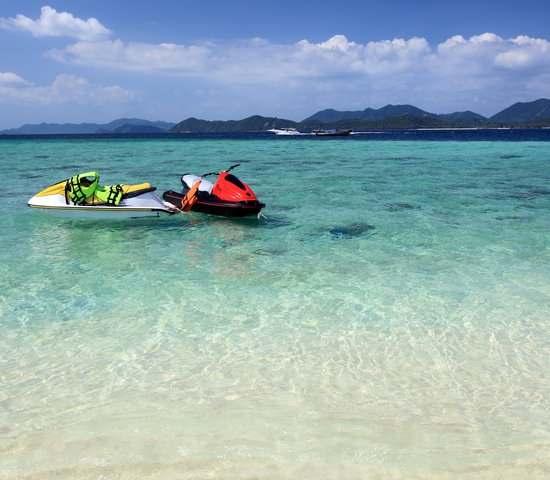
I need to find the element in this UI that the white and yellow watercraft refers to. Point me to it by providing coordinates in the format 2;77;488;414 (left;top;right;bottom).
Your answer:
28;172;178;219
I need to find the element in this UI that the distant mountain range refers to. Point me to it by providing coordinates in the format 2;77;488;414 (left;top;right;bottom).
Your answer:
300;99;550;127
2;99;550;135
304;105;488;124
0;118;174;135
172;99;550;132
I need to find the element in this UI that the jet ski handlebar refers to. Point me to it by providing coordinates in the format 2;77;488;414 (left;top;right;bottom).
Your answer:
201;163;241;178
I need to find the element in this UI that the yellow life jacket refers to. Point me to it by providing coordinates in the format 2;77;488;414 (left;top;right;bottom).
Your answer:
94;184;124;206
66;172;99;205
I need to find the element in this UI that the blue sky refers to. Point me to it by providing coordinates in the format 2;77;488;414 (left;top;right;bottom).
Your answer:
1;1;549;129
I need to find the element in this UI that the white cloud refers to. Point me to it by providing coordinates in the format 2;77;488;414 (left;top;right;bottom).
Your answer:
435;33;550;70
47;39;211;73
0;72;29;85
495;35;550;69
48;33;550;80
0;5;111;41
316;34;356;52
47;34;434;81
0;73;134;106
42;32;550;116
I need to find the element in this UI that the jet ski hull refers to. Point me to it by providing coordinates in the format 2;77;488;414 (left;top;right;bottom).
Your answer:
28;202;172;219
28;181;177;219
163;190;265;217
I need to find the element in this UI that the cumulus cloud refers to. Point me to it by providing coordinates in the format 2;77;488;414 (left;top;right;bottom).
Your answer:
495;35;550;69
48;40;212;73
41;32;550;115
48;35;433;79
435;33;550;71
47;33;550;80
0;73;134;105
0;5;111;41
0;72;29;85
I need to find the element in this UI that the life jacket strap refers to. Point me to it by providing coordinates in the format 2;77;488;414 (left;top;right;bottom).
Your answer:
94;184;124;206
68;175;88;205
105;184;124;206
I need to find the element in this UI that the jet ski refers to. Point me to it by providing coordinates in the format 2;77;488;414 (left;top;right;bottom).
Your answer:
28;171;178;219
163;164;265;217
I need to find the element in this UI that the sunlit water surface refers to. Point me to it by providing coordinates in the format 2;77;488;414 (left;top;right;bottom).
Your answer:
1;136;549;479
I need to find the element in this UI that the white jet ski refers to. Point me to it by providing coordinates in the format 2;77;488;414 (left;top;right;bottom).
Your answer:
27;171;178;219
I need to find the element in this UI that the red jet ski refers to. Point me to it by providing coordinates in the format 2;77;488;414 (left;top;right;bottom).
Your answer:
163;164;265;217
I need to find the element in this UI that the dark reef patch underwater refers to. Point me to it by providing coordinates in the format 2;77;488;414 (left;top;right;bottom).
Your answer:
327;222;376;240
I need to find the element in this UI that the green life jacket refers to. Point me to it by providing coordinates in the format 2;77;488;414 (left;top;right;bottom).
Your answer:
66;172;99;205
94;184;124;206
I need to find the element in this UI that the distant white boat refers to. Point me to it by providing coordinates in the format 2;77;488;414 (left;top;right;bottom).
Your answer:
267;127;302;135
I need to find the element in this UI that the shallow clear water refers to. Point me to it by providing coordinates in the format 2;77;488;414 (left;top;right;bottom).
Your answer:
1;137;549;479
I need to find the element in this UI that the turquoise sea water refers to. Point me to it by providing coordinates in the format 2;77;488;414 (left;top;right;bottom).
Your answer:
1;136;549;479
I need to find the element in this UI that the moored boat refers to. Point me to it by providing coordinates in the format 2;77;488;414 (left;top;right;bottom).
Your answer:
314;129;352;136
28;172;178;219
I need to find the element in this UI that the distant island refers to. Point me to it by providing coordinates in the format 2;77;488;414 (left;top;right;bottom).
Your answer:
0;118;175;135
2;99;550;135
